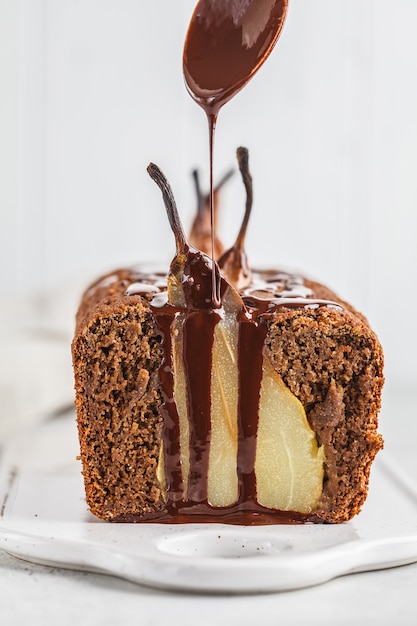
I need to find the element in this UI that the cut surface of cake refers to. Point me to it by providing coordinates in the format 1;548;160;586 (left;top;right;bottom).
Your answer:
72;153;384;525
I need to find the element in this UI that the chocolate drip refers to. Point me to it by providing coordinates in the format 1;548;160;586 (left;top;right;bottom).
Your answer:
183;310;219;502
151;304;184;501
236;314;267;503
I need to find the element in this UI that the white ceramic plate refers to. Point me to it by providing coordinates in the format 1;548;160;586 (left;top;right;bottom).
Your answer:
0;412;416;593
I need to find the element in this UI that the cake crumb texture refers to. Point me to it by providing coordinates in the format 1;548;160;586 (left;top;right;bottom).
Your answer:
72;290;165;520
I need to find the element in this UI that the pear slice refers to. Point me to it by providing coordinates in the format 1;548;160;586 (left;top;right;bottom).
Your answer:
255;357;325;512
206;277;243;506
171;314;190;500
207;308;239;506
156;440;166;501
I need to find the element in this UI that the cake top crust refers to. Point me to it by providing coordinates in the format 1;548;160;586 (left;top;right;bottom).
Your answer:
75;263;369;336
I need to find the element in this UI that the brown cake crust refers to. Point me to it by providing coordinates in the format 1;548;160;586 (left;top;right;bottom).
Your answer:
73;273;166;520
72;268;383;523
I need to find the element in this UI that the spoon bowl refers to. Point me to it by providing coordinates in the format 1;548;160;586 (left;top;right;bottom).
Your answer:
183;0;288;116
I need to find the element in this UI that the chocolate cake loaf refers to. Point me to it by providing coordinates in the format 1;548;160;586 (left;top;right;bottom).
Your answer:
72;150;384;524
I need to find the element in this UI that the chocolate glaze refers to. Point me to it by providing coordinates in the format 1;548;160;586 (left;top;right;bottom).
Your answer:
179;247;227;310
183;309;219;502
123;267;340;524
151;304;184;501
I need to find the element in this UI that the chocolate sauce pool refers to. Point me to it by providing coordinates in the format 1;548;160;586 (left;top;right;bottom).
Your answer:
122;269;341;524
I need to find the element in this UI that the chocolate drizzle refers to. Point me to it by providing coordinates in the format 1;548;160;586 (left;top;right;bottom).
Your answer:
236;314;267;504
151;304;184;502
183;310;219;502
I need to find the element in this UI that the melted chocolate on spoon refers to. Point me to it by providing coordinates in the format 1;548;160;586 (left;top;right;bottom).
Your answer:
183;0;288;304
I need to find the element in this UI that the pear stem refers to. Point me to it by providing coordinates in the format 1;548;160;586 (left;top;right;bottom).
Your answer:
214;168;235;195
192;169;205;215
147;163;188;254
234;146;253;250
192;168;235;216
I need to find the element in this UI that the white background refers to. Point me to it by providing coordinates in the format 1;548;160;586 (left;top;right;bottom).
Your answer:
1;0;416;399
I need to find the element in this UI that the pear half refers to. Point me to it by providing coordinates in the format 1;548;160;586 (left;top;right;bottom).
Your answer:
255;357;325;513
207;310;239;506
